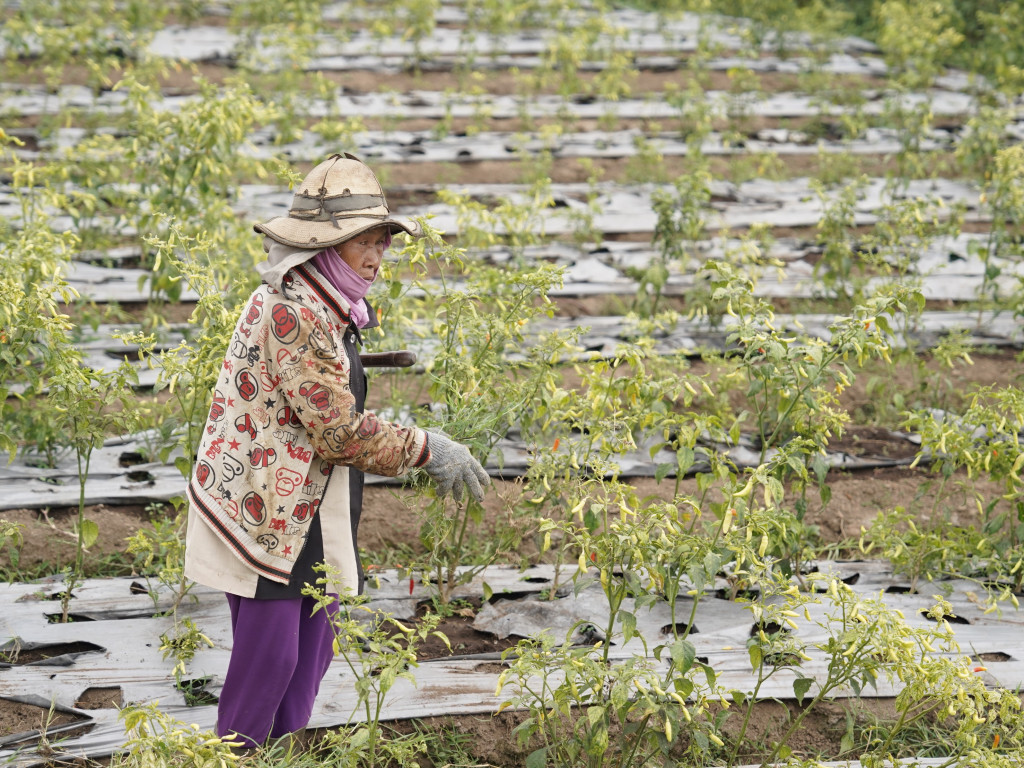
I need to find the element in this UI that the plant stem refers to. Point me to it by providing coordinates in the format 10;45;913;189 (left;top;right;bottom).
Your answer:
621;712;652;768
728;663;770;766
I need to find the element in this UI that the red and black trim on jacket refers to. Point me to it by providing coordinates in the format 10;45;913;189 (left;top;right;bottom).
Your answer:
295;263;351;324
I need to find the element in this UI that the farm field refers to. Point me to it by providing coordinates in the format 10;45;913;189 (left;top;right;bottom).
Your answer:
1;1;1024;766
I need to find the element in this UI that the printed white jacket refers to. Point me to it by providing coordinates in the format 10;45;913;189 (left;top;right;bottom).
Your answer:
184;263;429;590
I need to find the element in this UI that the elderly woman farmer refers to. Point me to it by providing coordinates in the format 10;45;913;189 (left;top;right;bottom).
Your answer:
183;153;489;748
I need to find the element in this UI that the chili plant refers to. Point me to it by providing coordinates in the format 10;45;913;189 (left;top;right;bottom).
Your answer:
419;264;578;603
0;226;81;464
111;703;242;768
0;0;165;93
879;98;936;194
850;592;1024;764
811;174;869;302
497;629;721;768
638;167;711;316
862;195;965;295
710;260;921;463
874;0;964;89
374;224;580;604
860;507;992;594
0;520;24;577
304;571;447;768
901;383;1024;600
972;146;1024;319
113;73;281;300
523;333;718;594
46;344;145;622
707;262;925;573
158;617;215;705
505;475;728;768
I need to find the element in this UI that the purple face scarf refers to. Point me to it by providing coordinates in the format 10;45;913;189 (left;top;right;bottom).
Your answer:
310;246;375;327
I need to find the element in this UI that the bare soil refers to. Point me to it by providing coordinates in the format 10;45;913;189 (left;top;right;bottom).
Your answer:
376;696;904;767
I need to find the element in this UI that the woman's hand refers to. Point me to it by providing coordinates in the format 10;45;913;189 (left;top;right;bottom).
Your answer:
422;431;490;503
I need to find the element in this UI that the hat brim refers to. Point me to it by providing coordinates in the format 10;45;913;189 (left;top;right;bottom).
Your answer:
253;215;423;249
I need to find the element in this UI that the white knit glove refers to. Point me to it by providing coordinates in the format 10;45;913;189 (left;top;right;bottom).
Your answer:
422;430;490;503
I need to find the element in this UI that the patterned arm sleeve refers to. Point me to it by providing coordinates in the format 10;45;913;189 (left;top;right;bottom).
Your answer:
264;295;429;477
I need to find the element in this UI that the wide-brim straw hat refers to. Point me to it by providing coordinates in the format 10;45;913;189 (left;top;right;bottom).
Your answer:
254;153;423;249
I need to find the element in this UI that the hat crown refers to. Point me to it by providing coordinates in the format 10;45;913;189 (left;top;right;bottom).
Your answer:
289;154;389;220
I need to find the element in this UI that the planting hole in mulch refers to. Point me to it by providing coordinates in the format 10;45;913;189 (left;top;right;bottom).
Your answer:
920;608;971;625
2;641;105;666
44;614;96;624
117;452;147;468
176;677;218;706
750;621;790;638
74;687;123;710
977;651;1012;662
661;622;699;635
410;601;519;659
0;698;92;743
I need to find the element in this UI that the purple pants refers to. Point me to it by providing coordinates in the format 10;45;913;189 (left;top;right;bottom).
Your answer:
216;593;338;746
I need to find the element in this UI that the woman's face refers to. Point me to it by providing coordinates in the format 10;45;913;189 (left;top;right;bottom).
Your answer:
337;226;389;281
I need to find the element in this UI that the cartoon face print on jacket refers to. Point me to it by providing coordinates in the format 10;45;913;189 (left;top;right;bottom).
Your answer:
241;491;267;527
308;324;339;359
271;303;300;344
298;381;333;412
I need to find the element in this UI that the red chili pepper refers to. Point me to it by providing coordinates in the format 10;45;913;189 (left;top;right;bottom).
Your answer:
409;576;414;595
553;438;560;451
